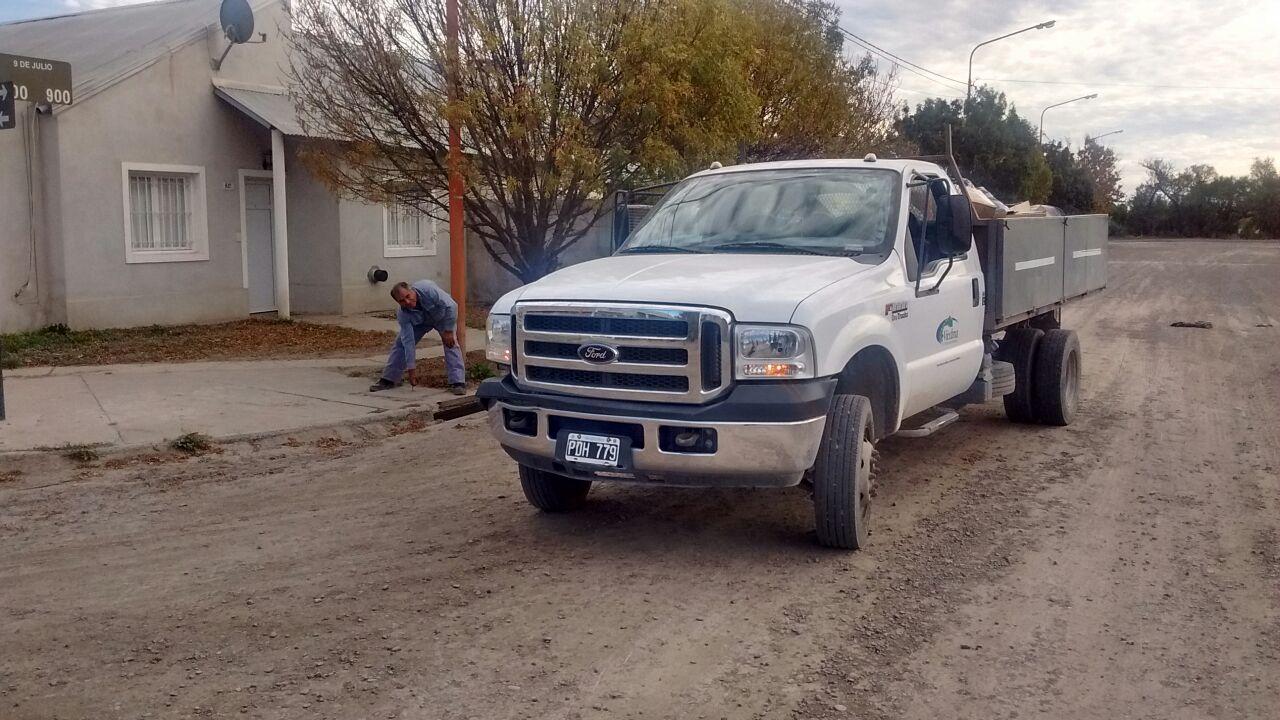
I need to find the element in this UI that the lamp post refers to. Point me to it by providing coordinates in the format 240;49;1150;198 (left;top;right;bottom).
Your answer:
1039;93;1098;144
967;20;1056;107
1088;129;1124;142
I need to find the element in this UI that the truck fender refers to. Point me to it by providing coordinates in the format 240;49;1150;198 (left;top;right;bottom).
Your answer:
820;317;907;438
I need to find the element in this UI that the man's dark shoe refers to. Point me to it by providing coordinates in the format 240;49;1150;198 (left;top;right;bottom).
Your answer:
448;383;467;396
369;379;396;392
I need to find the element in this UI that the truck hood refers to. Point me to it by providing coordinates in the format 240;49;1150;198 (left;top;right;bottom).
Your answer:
510;253;875;322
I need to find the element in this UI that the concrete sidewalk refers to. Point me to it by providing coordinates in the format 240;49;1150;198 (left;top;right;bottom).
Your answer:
0;336;485;453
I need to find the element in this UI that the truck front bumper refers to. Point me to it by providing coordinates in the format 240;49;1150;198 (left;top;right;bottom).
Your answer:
476;376;836;487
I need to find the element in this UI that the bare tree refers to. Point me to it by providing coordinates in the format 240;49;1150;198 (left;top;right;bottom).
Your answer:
288;0;903;282
290;0;654;282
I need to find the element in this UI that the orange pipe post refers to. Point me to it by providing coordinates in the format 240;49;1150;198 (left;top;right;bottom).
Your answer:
446;0;466;348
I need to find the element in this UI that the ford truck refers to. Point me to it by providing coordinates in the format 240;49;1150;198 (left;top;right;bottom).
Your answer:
477;156;1107;549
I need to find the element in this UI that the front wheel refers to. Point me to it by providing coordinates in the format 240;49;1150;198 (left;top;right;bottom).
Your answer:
812;394;876;550
518;465;592;512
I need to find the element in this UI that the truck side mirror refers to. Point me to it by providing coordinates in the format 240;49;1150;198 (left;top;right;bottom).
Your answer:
933;193;974;256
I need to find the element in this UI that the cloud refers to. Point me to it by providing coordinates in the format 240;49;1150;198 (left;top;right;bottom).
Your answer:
834;0;1280;192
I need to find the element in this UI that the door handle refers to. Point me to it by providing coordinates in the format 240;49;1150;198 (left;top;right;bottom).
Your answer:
971;278;980;306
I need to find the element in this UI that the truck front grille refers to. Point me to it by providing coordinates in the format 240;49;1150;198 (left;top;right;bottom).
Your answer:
525;341;688;366
523;315;688;338
514;302;732;404
526;367;690;392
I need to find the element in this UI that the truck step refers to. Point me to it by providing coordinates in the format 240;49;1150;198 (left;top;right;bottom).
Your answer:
895;407;960;438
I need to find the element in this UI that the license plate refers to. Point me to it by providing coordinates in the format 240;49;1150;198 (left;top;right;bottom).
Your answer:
563;432;622;467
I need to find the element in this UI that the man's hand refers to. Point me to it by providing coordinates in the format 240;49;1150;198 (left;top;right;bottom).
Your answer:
440;330;458;349
406;368;418;387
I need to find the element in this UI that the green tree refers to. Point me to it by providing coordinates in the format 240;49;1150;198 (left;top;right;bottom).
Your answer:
1242;158;1280;237
899;86;1050;203
1076;137;1122;213
1044;140;1094;213
734;0;898;163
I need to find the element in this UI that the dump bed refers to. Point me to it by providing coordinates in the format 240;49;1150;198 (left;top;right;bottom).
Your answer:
974;214;1108;332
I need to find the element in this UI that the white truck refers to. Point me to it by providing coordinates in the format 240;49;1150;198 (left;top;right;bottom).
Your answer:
477;156;1107;549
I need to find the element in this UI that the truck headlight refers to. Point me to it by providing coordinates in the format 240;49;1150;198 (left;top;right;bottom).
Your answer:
734;325;815;379
486;313;513;364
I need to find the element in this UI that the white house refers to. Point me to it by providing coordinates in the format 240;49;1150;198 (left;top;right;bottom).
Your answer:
0;0;452;332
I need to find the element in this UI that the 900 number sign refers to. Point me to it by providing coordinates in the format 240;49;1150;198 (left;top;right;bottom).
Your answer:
0;53;73;107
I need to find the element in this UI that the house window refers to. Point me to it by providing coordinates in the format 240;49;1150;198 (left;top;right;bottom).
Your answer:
121;163;209;263
384;203;440;258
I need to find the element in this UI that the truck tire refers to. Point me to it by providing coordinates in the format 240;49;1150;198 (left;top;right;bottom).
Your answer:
518;465;591;512
997;328;1042;424
812;394;876;550
1031;329;1081;426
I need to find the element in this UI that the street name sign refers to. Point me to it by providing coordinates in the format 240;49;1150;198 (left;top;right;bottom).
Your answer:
0;53;73;105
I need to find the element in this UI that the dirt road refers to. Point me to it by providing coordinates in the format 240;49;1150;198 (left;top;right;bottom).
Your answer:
2;240;1277;720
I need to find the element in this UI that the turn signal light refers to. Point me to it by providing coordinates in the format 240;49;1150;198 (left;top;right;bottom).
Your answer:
741;362;804;378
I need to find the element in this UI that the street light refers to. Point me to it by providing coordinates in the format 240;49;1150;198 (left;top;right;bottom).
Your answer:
1039;93;1098;144
1088;129;1124;142
967;20;1056;107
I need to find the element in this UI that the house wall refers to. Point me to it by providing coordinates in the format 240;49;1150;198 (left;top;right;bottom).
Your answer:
336;200;453;315
48;39;274;328
284;140;342;314
467;206;616;305
0;106;64;332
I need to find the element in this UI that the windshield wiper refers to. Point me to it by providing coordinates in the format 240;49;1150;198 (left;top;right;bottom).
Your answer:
618;245;705;254
708;241;835;256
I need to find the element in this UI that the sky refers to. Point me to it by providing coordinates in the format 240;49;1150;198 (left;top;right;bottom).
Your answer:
1;0;1277;192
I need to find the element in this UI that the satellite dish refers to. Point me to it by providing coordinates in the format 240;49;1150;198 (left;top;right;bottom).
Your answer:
220;0;255;44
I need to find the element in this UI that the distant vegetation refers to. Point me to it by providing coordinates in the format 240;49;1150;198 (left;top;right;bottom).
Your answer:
1114;158;1280;239
898;86;1121;215
897;87;1278;238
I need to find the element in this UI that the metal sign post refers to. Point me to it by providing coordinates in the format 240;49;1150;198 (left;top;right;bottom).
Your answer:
0;81;13;130
0;53;73;106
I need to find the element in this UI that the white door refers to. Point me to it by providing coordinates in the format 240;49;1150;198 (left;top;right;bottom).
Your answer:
244;178;276;313
897;173;984;417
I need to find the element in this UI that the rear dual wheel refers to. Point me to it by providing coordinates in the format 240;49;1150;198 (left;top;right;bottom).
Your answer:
998;327;1081;426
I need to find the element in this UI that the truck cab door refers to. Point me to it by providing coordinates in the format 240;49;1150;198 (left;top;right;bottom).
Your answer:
896;175;985;418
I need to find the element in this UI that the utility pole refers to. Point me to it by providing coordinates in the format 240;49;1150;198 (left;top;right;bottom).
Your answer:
446;0;467;347
1038;93;1098;144
966;20;1055;108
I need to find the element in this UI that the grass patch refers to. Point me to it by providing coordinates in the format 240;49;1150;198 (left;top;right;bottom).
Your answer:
0;319;394;368
170;433;213;454
467;360;496;382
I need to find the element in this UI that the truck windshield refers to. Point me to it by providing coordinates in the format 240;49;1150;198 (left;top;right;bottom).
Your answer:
620;168;899;257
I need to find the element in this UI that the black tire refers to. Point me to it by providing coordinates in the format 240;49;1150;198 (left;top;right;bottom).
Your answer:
812;394;876;550
997;328;1043;424
1031;329;1081;426
518;465;591;512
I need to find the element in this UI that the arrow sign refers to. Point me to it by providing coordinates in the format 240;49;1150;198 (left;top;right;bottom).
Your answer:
0;81;14;130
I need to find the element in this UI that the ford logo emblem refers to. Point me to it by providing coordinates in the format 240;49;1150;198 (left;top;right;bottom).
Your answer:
577;343;618;364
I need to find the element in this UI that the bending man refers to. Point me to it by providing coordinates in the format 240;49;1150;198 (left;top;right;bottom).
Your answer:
370;280;466;395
